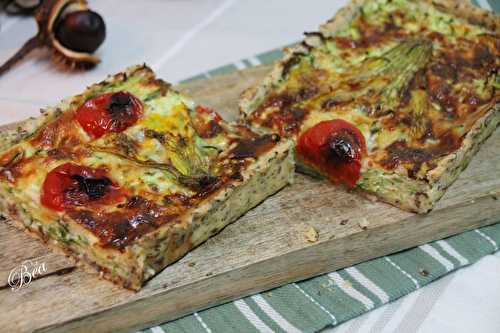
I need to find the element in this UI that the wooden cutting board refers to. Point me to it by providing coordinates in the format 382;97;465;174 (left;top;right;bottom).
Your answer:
1;64;499;333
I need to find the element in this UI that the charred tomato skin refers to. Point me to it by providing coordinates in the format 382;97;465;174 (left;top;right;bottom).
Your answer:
75;91;143;139
297;119;366;187
41;162;121;211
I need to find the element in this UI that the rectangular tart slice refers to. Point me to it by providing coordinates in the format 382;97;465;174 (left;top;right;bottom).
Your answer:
240;0;499;213
0;65;294;290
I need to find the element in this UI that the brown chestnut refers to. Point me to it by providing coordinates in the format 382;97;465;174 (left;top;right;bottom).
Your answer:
55;10;106;53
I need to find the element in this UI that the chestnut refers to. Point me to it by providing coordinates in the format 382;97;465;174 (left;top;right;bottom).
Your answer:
0;0;106;76
55;10;106;53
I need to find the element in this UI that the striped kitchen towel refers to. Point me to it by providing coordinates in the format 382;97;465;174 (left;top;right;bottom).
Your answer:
143;227;500;333
143;1;500;332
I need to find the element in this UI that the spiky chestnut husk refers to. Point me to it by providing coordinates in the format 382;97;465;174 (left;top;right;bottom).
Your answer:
0;0;105;76
51;44;99;70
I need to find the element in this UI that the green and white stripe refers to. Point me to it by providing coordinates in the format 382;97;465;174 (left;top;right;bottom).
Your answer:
146;2;499;332
436;240;469;266
419;244;454;272
293;282;338;325
234;300;275;333
344;267;390;304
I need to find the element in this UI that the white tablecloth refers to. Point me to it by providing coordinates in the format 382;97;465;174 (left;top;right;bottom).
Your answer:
1;1;499;332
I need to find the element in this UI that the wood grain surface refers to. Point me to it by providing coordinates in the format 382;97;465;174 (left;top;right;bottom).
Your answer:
0;64;499;333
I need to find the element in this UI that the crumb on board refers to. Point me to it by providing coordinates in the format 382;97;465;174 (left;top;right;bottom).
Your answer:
489;190;499;200
305;226;319;243
324;216;334;223
358;218;369;230
188;262;196;267
340;219;349;226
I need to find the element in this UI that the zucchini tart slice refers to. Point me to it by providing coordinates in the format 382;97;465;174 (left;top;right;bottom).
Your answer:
0;65;294;290
241;0;499;213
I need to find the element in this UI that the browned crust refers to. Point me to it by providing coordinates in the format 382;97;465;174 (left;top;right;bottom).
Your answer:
1;211;133;291
429;0;499;31
239;0;500;213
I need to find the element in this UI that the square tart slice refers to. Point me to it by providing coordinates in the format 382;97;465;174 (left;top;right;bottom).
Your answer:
0;65;294;290
240;0;499;213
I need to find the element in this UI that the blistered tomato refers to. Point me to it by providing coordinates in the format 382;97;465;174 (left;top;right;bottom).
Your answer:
41;163;121;211
75;91;143;139
297;119;366;187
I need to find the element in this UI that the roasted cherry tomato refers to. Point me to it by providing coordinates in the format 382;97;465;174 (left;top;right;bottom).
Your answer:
297;119;366;187
75;91;143;139
192;105;223;138
41;163;121;211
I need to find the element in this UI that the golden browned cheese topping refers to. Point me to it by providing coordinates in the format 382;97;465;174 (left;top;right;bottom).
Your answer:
0;67;279;250
248;0;499;180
